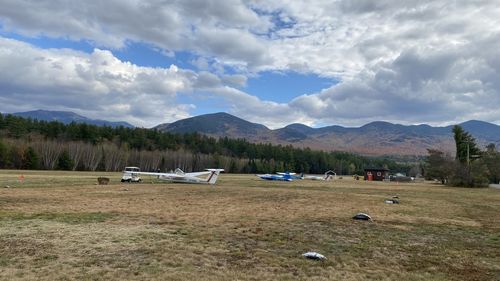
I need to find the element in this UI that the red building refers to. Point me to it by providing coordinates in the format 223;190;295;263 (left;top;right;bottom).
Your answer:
364;168;389;181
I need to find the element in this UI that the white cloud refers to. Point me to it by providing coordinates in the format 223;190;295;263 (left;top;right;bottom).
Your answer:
289;43;500;126
1;1;500;127
0;37;195;127
0;36;295;128
0;0;269;66
221;74;247;88
209;86;314;128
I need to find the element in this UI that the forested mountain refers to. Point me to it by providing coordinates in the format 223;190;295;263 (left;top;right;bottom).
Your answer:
10;110;500;157
156;113;500;156
12;110;134;128
156;112;269;137
0;113;410;174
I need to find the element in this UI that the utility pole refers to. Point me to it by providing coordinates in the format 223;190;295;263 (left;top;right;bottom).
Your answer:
466;141;482;186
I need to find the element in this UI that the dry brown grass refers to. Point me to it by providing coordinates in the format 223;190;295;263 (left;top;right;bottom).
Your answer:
0;170;499;280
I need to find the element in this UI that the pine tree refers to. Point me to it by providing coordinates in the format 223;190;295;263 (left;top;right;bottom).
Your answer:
452;125;481;164
451;126;488;187
0;139;9;168
57;150;74;170
23;146;39;170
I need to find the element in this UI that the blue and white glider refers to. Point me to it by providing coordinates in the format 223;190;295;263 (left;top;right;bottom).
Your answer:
256;172;303;181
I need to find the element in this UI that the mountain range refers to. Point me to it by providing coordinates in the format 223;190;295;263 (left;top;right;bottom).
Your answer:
8;110;500;156
11;110;134;128
156;112;500;156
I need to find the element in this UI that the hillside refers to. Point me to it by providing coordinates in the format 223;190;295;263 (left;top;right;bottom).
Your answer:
6;110;499;157
12;110;134;128
156;113;500;156
0;112;407;174
156;112;271;140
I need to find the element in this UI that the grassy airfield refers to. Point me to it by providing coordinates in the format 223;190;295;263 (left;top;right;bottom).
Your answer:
0;170;499;281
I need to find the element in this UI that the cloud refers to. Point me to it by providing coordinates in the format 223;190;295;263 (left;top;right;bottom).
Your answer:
288;42;500;126
193;26;271;69
0;0;270;67
2;0;499;80
209;86;314;128
221;74;247;88
0;36;293;128
247;0;500;126
1;1;500;127
0;37;195;127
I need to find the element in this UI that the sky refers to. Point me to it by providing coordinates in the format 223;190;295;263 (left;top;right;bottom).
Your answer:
0;0;499;129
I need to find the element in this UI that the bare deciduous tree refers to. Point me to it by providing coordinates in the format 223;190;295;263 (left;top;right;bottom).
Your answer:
67;141;86;170
81;143;102;171
32;140;62;170
102;144;128;171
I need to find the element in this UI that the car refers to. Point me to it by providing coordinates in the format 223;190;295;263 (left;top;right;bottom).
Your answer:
121;166;142;182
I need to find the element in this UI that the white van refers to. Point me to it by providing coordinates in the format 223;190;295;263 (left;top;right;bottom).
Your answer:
121;167;142;182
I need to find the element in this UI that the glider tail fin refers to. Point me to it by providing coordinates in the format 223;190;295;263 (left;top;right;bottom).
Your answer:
205;169;224;184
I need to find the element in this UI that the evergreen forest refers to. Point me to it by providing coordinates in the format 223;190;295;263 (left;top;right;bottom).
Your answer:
0;113;409;174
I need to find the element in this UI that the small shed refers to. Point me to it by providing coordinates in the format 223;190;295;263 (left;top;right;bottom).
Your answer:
364;168;389;181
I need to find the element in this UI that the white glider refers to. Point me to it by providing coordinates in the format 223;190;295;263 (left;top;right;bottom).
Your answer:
122;167;224;185
304;170;336;181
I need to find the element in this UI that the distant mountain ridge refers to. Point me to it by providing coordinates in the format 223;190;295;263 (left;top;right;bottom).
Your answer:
7;110;499;156
11;110;134;128
156;112;268;138
155;113;500;156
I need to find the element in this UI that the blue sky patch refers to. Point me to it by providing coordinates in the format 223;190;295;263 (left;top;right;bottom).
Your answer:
245;71;335;102
178;91;229;117
0;29;198;70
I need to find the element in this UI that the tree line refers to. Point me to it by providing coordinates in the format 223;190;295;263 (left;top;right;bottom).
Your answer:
425;125;500;187
0;113;409;174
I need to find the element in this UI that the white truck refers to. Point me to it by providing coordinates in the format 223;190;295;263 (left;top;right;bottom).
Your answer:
121;167;142;182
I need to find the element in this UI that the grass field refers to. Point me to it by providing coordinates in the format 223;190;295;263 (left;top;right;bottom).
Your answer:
0;170;499;280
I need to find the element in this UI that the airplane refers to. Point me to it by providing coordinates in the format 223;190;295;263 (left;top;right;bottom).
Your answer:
121;167;224;185
304;170;336;181
256;172;302;181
